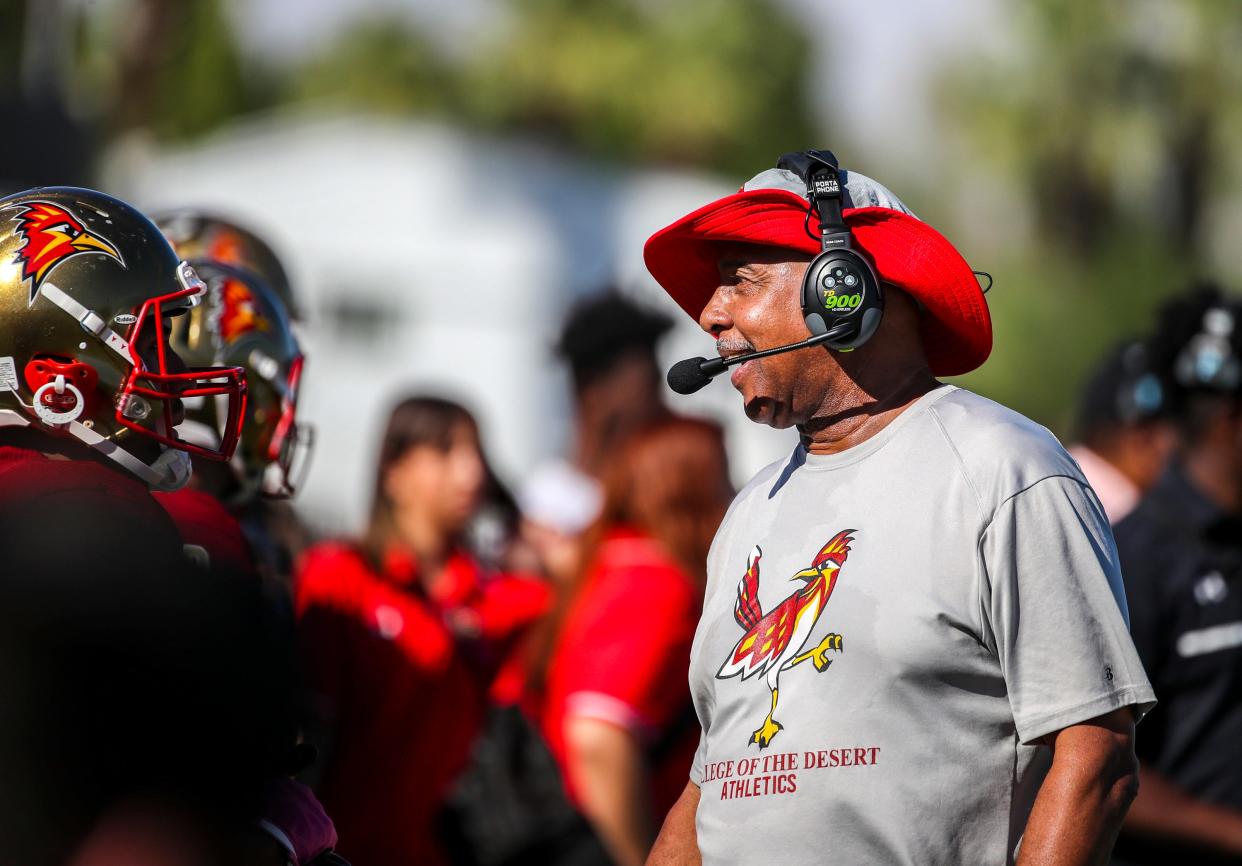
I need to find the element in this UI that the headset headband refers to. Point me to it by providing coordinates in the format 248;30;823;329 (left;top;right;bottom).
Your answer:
776;150;851;252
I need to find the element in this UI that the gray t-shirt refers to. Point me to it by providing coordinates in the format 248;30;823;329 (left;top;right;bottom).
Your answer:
689;385;1155;866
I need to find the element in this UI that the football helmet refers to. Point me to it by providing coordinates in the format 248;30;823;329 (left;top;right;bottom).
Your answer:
167;259;310;500
154;211;302;322
0;187;247;490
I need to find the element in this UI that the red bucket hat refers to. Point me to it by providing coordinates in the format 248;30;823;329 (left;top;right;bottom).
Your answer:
642;166;992;377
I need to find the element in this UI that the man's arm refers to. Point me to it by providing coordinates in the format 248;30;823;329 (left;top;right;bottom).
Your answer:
1124;764;1242;854
646;781;701;866
1016;708;1140;866
564;716;656;866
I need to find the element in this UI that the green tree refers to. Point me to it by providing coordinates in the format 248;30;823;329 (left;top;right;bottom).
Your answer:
288;0;817;176
458;0;815;175
934;0;1242;432
938;0;1242;260
287;19;452;116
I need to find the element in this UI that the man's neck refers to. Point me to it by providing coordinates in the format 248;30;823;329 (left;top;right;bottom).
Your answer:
798;366;940;456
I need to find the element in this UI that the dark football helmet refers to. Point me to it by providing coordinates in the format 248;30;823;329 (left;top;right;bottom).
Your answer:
166;259;310;500
0;187;247;490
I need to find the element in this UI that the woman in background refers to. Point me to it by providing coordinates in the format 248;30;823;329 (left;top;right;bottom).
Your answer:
294;396;547;866
532;416;732;866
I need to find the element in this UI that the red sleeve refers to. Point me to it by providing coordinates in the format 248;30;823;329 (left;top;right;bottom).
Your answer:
293;544;366;720
557;562;699;738
471;574;553;644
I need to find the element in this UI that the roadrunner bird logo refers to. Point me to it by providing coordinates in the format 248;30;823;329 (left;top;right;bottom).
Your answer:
716;530;855;749
217;275;270;343
4;201;124;306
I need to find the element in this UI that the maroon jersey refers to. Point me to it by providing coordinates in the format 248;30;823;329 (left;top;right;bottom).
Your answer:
156;487;256;575
0;445;183;569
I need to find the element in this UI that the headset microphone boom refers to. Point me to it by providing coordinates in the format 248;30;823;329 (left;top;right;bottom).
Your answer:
667;321;857;395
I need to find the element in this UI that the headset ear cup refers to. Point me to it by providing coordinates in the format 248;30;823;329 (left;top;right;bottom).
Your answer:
802;252;832;337
851;303;884;347
801;250;883;350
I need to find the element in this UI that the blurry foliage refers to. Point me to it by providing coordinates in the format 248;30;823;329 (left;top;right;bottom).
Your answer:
938;0;1242;260
451;0;815;175
71;0;272;140
142;0;256;140
69;0;814;177
956;232;1180;432
284;0;815;176
288;19;453;116
937;0;1242;432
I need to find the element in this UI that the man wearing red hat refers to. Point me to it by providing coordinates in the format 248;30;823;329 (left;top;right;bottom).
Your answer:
642;152;1155;866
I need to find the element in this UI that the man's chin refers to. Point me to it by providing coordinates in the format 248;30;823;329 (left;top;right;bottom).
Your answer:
742;395;791;429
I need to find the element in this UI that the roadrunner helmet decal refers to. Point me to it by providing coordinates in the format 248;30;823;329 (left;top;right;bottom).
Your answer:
4;201;125;306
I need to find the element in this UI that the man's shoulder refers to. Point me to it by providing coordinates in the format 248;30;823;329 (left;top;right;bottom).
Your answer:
724;388;1086;516
926;387;1087;509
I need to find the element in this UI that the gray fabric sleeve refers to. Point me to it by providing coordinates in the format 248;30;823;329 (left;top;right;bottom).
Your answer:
690;726;707;784
980;475;1157;744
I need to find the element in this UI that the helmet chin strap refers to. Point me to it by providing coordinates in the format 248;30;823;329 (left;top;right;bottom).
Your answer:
0;406;190;490
66;419;191;491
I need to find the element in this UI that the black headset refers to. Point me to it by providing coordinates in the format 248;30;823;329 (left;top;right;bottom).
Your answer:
776;150;884;352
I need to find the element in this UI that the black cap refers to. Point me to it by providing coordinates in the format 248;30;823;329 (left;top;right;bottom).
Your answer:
557;291;673;386
1074;339;1169;443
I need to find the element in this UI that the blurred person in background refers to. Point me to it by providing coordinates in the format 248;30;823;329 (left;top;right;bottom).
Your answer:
519;292;673;585
529;416;732;866
642;150;1153;866
152;221;343;864
1112;287;1242;866
294;395;548;866
151;257;305;576
554;292;674;481
157;212;314;579
1069;339;1178;524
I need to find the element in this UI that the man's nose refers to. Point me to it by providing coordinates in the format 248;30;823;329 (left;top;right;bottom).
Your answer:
698;286;733;336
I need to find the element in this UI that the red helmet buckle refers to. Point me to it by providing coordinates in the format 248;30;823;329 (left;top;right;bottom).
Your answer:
24;357;98;424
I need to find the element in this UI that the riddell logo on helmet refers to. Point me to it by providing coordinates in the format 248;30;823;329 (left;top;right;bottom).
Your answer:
3;201;125;306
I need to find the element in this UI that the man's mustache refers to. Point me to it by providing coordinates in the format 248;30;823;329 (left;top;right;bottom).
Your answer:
716;338;756;356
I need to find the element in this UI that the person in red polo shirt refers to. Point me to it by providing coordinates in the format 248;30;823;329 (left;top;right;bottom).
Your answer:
529;416;732;866
295;395;549;866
